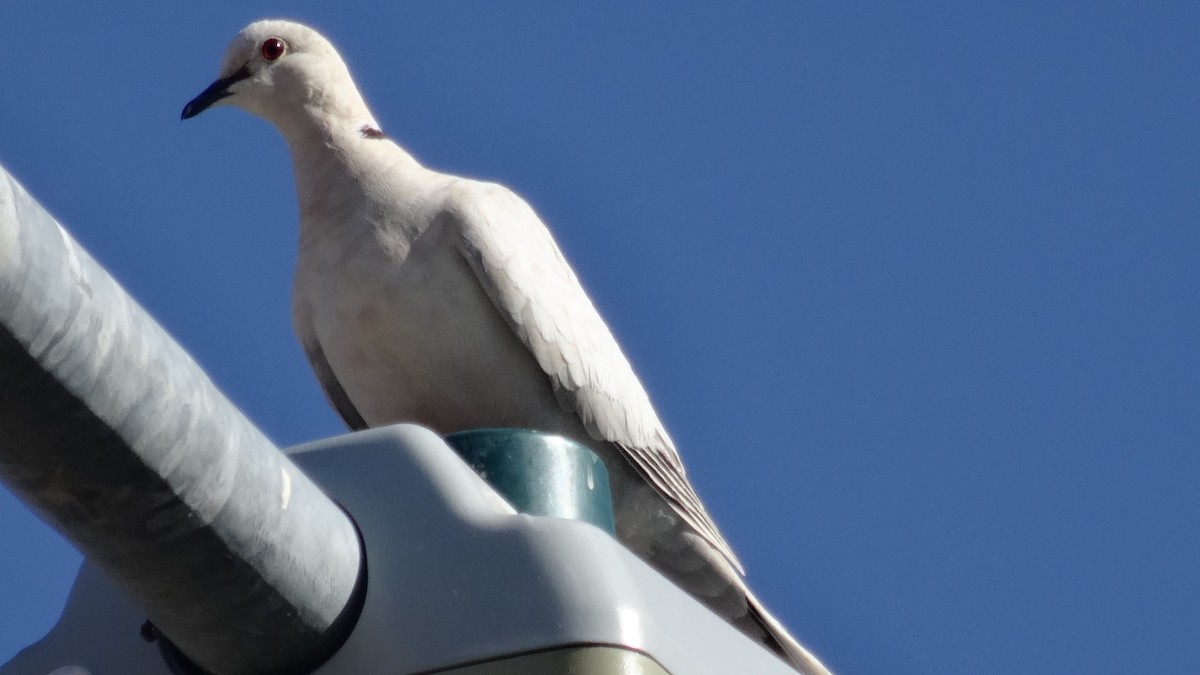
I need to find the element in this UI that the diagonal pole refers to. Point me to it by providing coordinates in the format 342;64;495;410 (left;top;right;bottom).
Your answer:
0;165;364;675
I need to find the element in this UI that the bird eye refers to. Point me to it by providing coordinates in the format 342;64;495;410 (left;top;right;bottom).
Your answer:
260;37;286;61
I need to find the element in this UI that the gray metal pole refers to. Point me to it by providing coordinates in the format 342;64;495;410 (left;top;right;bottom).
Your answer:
0;165;364;675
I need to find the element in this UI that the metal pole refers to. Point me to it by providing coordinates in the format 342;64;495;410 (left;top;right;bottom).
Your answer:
0;165;364;675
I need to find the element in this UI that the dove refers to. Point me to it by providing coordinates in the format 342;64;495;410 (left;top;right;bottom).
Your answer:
183;19;830;674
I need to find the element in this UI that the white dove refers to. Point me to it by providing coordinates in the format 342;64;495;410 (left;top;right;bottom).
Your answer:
182;19;830;674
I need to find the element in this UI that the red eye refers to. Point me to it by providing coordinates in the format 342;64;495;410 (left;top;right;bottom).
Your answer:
260;37;286;61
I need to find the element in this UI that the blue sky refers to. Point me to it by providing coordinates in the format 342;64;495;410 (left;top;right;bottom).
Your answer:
2;3;1198;673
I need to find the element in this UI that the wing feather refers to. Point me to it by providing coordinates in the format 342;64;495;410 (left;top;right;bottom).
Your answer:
448;181;742;572
295;305;369;431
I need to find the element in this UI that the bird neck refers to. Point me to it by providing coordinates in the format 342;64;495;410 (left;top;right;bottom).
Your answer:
283;115;424;243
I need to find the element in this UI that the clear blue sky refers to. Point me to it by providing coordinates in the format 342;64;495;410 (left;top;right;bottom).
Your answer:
2;3;1198;673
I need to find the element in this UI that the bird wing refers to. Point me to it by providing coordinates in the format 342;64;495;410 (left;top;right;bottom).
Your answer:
447;181;742;573
295;300;369;431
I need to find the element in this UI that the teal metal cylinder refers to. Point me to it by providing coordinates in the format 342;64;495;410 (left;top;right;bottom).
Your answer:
445;429;616;534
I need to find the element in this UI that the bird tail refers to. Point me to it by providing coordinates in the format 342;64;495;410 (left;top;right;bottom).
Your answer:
745;588;834;675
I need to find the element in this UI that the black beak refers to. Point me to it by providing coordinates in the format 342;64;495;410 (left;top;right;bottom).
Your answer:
181;66;251;120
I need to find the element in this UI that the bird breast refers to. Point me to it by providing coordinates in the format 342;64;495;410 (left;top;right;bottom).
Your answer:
293;210;586;439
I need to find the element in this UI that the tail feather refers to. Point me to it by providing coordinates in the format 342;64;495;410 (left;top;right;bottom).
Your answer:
648;531;833;673
745;589;833;675
614;479;831;673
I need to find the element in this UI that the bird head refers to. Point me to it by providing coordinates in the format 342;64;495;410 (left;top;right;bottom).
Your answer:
182;19;374;133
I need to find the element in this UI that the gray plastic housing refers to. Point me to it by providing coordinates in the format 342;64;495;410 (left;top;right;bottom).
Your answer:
3;425;796;675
